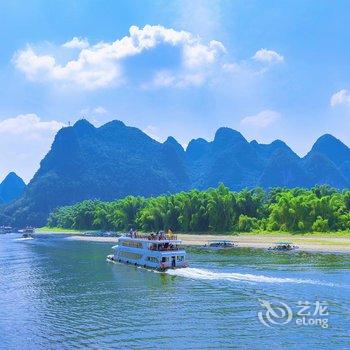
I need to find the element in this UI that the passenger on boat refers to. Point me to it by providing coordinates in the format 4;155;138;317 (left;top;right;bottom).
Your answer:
149;233;154;240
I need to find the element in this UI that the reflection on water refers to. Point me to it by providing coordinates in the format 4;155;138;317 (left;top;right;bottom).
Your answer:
0;233;349;349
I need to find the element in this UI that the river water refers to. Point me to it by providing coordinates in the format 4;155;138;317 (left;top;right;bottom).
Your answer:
0;233;349;349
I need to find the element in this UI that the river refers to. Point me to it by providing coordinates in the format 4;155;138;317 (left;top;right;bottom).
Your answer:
0;233;349;349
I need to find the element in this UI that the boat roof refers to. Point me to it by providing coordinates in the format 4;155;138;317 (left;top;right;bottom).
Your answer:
275;242;292;245
119;236;182;244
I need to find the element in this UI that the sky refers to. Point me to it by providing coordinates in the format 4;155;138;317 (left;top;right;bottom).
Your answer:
1;0;350;182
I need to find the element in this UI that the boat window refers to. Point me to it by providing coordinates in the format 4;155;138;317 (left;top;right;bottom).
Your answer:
147;257;159;263
161;257;167;262
176;256;184;261
122;241;142;248
119;252;142;260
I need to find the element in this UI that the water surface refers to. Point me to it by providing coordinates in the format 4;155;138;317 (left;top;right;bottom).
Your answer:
0;233;349;349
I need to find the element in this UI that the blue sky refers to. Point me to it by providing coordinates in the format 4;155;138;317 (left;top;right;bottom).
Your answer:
1;0;350;182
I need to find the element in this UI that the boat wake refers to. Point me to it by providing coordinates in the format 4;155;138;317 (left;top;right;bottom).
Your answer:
166;267;336;286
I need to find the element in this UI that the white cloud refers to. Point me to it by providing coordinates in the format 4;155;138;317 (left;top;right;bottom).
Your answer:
241;110;281;128
14;48;56;81
62;37;90;49
144;70;205;89
13;46;121;89
0;114;64;135
79;106;108;116
0;114;65;181
148;71;176;88
222;62;241;73
252;49;284;64
78;106;109;126
92;106;107;115
172;0;226;40
183;40;225;68
13;25;226;90
330;89;350;107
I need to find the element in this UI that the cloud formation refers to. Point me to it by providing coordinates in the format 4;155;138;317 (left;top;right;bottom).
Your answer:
252;49;284;64
78;106;108;126
330;89;350;107
13;25;226;90
0;114;64;135
13;46;122;90
0;114;65;181
62;37;90;49
79;106;107;116
13;25;283;91
143;70;206;89
241;110;281;128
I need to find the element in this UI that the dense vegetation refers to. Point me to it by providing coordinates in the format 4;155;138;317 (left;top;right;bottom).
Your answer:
47;184;350;233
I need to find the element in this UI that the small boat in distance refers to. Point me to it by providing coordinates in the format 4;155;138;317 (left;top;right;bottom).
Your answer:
204;240;235;250
107;230;188;270
17;227;35;239
268;242;298;251
0;226;13;234
18;226;35;234
83;231;122;237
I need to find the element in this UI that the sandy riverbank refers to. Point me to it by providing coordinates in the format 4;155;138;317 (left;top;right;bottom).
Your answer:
62;233;350;253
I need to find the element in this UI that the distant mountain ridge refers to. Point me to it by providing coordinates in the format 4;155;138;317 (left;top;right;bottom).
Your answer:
0;172;26;204
1;119;350;226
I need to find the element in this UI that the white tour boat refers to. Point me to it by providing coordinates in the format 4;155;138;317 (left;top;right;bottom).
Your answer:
107;231;188;270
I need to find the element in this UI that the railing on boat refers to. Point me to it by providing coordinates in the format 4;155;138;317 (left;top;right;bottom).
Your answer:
149;245;181;251
127;232;178;240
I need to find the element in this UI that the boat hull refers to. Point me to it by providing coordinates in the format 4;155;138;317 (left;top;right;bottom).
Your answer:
106;254;188;271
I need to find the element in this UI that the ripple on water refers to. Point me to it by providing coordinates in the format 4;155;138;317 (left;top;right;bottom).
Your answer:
0;235;349;349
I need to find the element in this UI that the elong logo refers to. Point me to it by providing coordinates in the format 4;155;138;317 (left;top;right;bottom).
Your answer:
258;299;329;329
258;299;293;327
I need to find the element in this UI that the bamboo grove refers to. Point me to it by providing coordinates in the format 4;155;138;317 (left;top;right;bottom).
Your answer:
47;184;350;233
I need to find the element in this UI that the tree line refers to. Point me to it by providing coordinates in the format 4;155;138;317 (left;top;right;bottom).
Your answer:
47;184;350;233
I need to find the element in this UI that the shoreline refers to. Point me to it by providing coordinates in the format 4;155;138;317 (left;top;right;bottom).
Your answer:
179;234;350;253
39;231;350;253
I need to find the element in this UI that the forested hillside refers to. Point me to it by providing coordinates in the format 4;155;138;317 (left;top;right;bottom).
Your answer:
0;172;26;204
2;119;350;227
